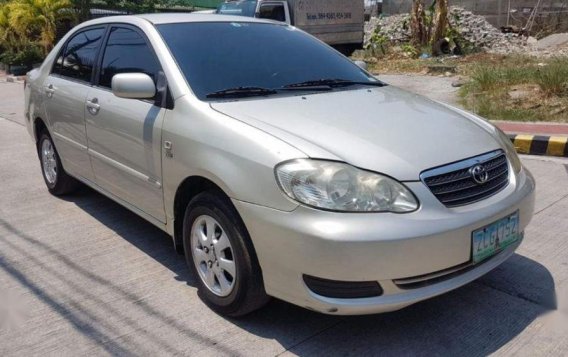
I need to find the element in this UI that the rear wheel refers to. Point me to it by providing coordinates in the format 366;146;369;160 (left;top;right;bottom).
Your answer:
38;132;79;195
183;191;269;317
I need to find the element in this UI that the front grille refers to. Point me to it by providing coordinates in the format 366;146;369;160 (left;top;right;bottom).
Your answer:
421;150;509;207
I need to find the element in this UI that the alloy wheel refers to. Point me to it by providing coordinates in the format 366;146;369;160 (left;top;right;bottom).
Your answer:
41;139;57;185
190;215;237;297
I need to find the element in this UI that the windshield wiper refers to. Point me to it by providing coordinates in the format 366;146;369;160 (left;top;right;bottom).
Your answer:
206;87;279;99
282;79;385;90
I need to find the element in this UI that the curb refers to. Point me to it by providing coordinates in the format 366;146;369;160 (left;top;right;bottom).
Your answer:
508;134;568;158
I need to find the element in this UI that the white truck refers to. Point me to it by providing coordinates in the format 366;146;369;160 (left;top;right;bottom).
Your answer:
215;0;365;55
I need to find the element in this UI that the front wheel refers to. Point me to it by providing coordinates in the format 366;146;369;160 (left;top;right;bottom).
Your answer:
183;191;269;317
38;132;79;195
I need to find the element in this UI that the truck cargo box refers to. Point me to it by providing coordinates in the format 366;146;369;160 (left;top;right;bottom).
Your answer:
290;0;364;46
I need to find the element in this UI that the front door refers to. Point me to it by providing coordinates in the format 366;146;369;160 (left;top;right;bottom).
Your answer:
85;25;166;222
44;27;106;181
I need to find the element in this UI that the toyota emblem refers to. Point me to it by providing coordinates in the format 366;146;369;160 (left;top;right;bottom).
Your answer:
470;165;489;184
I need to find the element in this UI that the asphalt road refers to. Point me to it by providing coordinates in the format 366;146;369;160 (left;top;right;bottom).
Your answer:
0;80;567;356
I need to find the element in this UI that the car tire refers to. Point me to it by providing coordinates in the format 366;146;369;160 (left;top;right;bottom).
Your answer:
37;132;79;196
183;191;269;317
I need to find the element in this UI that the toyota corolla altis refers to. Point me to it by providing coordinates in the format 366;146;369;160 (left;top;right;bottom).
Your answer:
24;14;535;316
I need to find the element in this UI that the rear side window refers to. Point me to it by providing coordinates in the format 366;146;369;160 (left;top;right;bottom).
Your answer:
98;27;161;89
54;27;105;82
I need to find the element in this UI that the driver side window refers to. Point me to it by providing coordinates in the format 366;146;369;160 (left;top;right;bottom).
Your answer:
98;26;161;89
53;27;105;83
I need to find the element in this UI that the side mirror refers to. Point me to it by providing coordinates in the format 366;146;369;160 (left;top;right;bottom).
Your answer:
354;60;368;71
111;73;156;99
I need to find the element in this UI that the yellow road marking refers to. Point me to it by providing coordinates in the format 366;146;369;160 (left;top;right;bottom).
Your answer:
513;135;534;154
546;136;568;157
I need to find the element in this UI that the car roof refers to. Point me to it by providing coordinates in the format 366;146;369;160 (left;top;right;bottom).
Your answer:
70;13;283;37
137;13;276;25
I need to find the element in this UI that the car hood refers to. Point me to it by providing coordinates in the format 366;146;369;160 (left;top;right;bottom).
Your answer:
210;86;501;181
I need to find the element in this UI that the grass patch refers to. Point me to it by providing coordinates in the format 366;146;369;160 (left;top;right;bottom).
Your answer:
468;65;535;91
535;59;568;96
459;57;568;122
363;48;568;122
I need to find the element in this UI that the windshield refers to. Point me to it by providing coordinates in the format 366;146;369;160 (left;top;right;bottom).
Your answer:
216;1;257;17
157;22;377;101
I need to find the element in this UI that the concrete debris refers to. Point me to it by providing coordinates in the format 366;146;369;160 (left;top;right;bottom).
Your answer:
536;33;568;50
532;33;568;57
365;7;568;57
451;78;467;88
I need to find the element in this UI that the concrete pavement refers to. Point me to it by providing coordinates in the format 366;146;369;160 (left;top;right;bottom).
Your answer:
380;74;463;108
1;80;567;356
0;79;25;126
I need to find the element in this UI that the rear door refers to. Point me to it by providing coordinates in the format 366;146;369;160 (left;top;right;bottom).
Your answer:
44;27;106;181
85;25;167;222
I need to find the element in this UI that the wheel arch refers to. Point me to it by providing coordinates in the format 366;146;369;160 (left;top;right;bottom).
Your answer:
33;117;49;143
172;175;247;254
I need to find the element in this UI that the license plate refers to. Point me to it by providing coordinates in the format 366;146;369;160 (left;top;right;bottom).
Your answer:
472;211;521;264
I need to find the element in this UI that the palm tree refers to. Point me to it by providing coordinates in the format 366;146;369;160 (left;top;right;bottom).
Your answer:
7;0;73;55
0;4;22;52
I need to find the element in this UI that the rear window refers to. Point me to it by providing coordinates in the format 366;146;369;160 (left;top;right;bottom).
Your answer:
54;27;105;82
157;22;374;101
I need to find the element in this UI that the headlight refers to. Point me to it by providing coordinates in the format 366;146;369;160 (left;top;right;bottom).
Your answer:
275;160;419;213
495;127;522;173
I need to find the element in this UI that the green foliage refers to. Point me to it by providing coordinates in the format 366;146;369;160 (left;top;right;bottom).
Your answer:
535;59;568;96
0;0;74;66
466;58;568;94
401;43;419;58
0;42;42;64
470;65;526;91
365;26;389;57
445;25;476;55
8;0;74;53
460;56;568;122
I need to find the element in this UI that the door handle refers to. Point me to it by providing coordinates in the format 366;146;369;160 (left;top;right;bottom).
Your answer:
86;98;100;115
45;84;55;98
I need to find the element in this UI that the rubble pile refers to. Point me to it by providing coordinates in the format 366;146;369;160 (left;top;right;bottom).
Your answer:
364;14;410;44
449;7;526;54
365;7;527;54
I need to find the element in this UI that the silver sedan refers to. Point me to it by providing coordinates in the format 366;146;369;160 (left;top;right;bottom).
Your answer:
24;14;535;316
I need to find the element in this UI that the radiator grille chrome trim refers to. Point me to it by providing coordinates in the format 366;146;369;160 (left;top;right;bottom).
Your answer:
421;150;509;207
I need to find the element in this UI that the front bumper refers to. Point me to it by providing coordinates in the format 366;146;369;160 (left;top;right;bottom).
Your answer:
233;168;536;315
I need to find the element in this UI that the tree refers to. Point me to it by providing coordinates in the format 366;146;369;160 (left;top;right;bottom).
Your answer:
409;0;450;55
431;0;449;46
410;0;427;47
7;0;73;55
73;0;91;22
0;4;20;51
